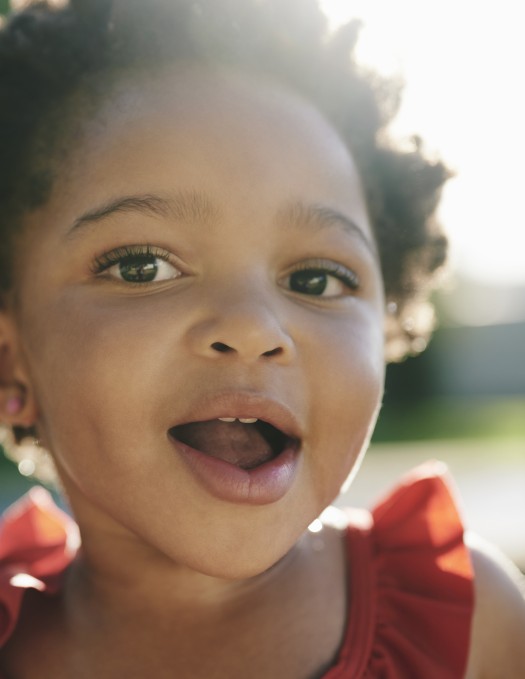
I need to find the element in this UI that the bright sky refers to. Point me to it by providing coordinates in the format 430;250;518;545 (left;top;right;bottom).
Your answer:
320;0;525;287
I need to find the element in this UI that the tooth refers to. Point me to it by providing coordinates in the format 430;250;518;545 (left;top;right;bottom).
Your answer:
239;418;258;424
218;417;236;423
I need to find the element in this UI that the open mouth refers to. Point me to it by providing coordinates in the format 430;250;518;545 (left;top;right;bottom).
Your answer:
169;418;296;470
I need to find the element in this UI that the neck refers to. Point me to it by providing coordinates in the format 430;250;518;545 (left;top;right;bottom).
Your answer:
66;528;303;621
8;500;347;679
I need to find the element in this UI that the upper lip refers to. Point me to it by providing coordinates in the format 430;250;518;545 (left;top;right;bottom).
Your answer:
169;391;303;441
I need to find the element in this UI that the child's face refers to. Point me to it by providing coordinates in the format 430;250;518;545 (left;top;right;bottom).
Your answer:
12;68;385;578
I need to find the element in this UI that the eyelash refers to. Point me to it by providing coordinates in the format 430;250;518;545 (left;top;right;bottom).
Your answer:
90;244;173;275
89;247;359;296
290;259;360;291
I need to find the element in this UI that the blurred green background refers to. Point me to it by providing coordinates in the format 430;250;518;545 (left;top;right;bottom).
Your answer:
352;281;525;570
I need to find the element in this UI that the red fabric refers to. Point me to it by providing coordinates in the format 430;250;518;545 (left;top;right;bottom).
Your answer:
0;462;474;678
0;487;78;649
325;461;474;678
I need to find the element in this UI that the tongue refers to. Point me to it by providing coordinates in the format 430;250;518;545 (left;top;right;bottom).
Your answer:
173;420;275;469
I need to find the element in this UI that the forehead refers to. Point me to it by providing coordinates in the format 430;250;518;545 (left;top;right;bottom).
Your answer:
52;66;371;237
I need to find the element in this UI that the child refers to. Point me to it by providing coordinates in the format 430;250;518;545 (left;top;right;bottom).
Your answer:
0;0;524;677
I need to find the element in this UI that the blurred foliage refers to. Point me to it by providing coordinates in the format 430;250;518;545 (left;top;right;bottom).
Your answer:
0;0;10;17
373;397;525;444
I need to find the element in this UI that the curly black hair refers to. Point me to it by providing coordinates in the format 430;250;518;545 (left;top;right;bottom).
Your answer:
0;0;449;360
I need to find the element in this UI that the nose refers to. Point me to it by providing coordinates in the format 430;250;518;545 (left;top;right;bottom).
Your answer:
185;290;296;364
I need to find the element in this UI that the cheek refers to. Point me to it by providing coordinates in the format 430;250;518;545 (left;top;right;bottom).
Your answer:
301;302;385;403
20;291;180;477
300;305;385;505
20;277;385;515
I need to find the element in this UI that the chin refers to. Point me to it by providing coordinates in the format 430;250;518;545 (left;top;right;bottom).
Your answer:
170;535;299;582
199;553;292;582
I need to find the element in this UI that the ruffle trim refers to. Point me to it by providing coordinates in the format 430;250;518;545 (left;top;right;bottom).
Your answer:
0;462;474;676
0;487;78;647
325;460;475;679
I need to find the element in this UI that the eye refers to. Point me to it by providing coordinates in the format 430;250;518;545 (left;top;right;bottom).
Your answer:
91;245;181;284
284;262;359;298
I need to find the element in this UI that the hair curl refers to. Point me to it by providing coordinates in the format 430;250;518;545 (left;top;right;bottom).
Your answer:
0;0;449;360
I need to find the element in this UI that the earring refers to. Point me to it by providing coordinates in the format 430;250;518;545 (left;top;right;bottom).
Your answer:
3;383;25;419
5;395;23;416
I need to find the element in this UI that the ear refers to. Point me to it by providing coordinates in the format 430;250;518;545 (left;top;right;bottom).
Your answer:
0;310;38;429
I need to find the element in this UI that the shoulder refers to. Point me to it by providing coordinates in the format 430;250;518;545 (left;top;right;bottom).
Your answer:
465;532;525;679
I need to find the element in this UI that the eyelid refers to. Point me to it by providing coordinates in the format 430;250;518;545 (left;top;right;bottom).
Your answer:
90;244;179;275
287;258;360;291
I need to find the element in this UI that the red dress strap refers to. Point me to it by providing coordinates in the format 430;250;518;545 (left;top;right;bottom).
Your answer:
324;461;475;678
0;487;78;648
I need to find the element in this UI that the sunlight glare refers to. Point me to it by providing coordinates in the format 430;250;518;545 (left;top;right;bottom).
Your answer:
319;0;525;288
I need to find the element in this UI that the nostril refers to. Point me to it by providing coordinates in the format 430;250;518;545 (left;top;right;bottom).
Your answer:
210;342;284;358
262;347;283;358
211;342;233;353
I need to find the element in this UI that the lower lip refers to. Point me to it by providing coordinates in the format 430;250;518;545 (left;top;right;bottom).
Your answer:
169;437;301;505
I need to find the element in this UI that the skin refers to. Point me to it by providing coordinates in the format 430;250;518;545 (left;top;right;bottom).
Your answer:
0;67;386;677
465;537;525;679
12;67;385;574
2;66;523;678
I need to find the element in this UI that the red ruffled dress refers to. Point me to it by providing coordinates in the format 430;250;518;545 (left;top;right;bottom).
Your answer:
0;462;474;678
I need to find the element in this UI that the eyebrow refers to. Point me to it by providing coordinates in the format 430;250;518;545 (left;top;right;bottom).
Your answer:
282;202;377;256
68;192;376;256
68;191;218;235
